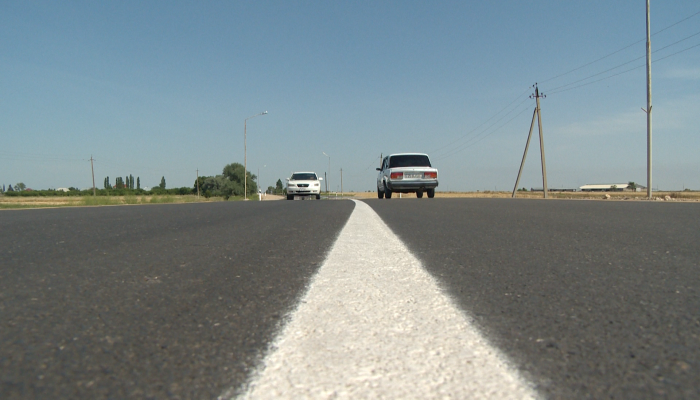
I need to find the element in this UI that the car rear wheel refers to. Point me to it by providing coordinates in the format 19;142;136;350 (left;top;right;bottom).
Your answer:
427;189;435;198
377;189;384;199
316;194;321;200
286;194;293;200
416;190;424;198
384;183;392;199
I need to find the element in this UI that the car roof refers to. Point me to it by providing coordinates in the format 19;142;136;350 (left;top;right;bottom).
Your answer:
387;153;429;157
291;171;317;175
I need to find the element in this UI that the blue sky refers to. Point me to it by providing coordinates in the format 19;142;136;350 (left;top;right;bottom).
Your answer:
2;1;699;192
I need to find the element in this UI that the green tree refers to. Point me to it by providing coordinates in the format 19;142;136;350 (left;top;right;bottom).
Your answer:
194;176;209;193
160;176;166;189
137;177;140;190
129;174;134;189
198;175;233;199
275;179;284;194
222;163;256;196
15;182;26;191
628;181;637;192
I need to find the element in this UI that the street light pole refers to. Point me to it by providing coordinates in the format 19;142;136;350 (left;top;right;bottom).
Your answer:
244;111;268;200
323;152;330;194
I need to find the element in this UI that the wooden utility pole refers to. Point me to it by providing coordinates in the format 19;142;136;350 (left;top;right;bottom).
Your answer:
512;84;548;198
89;155;96;196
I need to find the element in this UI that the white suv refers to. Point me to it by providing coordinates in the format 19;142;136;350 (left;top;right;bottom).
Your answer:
286;172;323;200
376;153;438;199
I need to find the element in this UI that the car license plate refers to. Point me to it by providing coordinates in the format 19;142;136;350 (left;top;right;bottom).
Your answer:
404;173;422;179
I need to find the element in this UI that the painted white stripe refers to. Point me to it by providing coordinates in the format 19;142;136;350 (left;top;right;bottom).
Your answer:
229;200;537;399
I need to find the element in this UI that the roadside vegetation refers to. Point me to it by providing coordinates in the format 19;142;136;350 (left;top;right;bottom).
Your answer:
0;162;287;209
0;195;230;209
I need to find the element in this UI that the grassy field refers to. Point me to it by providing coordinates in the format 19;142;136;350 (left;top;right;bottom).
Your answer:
0;195;231;209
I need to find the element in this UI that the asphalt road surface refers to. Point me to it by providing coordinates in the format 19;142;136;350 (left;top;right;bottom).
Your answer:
366;198;700;399
0;201;354;399
1;198;699;399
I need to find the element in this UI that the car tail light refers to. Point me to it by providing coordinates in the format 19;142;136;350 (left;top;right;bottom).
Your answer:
424;172;437;179
390;172;403;179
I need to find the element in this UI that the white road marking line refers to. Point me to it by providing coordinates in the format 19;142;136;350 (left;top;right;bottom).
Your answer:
229;200;538;399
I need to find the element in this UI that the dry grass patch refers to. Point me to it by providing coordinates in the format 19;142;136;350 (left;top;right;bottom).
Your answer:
0;195;224;209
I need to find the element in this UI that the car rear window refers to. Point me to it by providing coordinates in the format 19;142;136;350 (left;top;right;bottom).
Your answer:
389;155;431;168
291;173;317;180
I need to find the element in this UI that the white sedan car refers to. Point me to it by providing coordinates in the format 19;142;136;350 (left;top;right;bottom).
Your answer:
286;172;323;200
377;153;438;199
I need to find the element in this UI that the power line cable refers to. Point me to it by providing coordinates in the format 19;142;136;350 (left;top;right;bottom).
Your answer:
429;86;532;156
547;30;700;93
540;9;700;84
434;96;531;158
435;102;533;161
434;11;700;162
548;40;700;95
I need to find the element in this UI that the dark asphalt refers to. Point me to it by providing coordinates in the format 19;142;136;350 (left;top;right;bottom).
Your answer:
0;200;355;399
365;198;700;399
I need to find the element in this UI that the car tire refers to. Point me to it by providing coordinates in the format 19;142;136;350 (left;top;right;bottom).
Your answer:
316;194;321;200
287;194;293;200
378;189;384;199
427;189;435;198
384;182;392;199
416;190;424;198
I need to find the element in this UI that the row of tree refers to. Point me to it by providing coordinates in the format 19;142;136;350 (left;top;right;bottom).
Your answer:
3;162;277;200
1;183;26;192
105;175;143;190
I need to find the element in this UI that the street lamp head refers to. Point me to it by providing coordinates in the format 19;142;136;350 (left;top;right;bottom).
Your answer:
246;111;268;121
